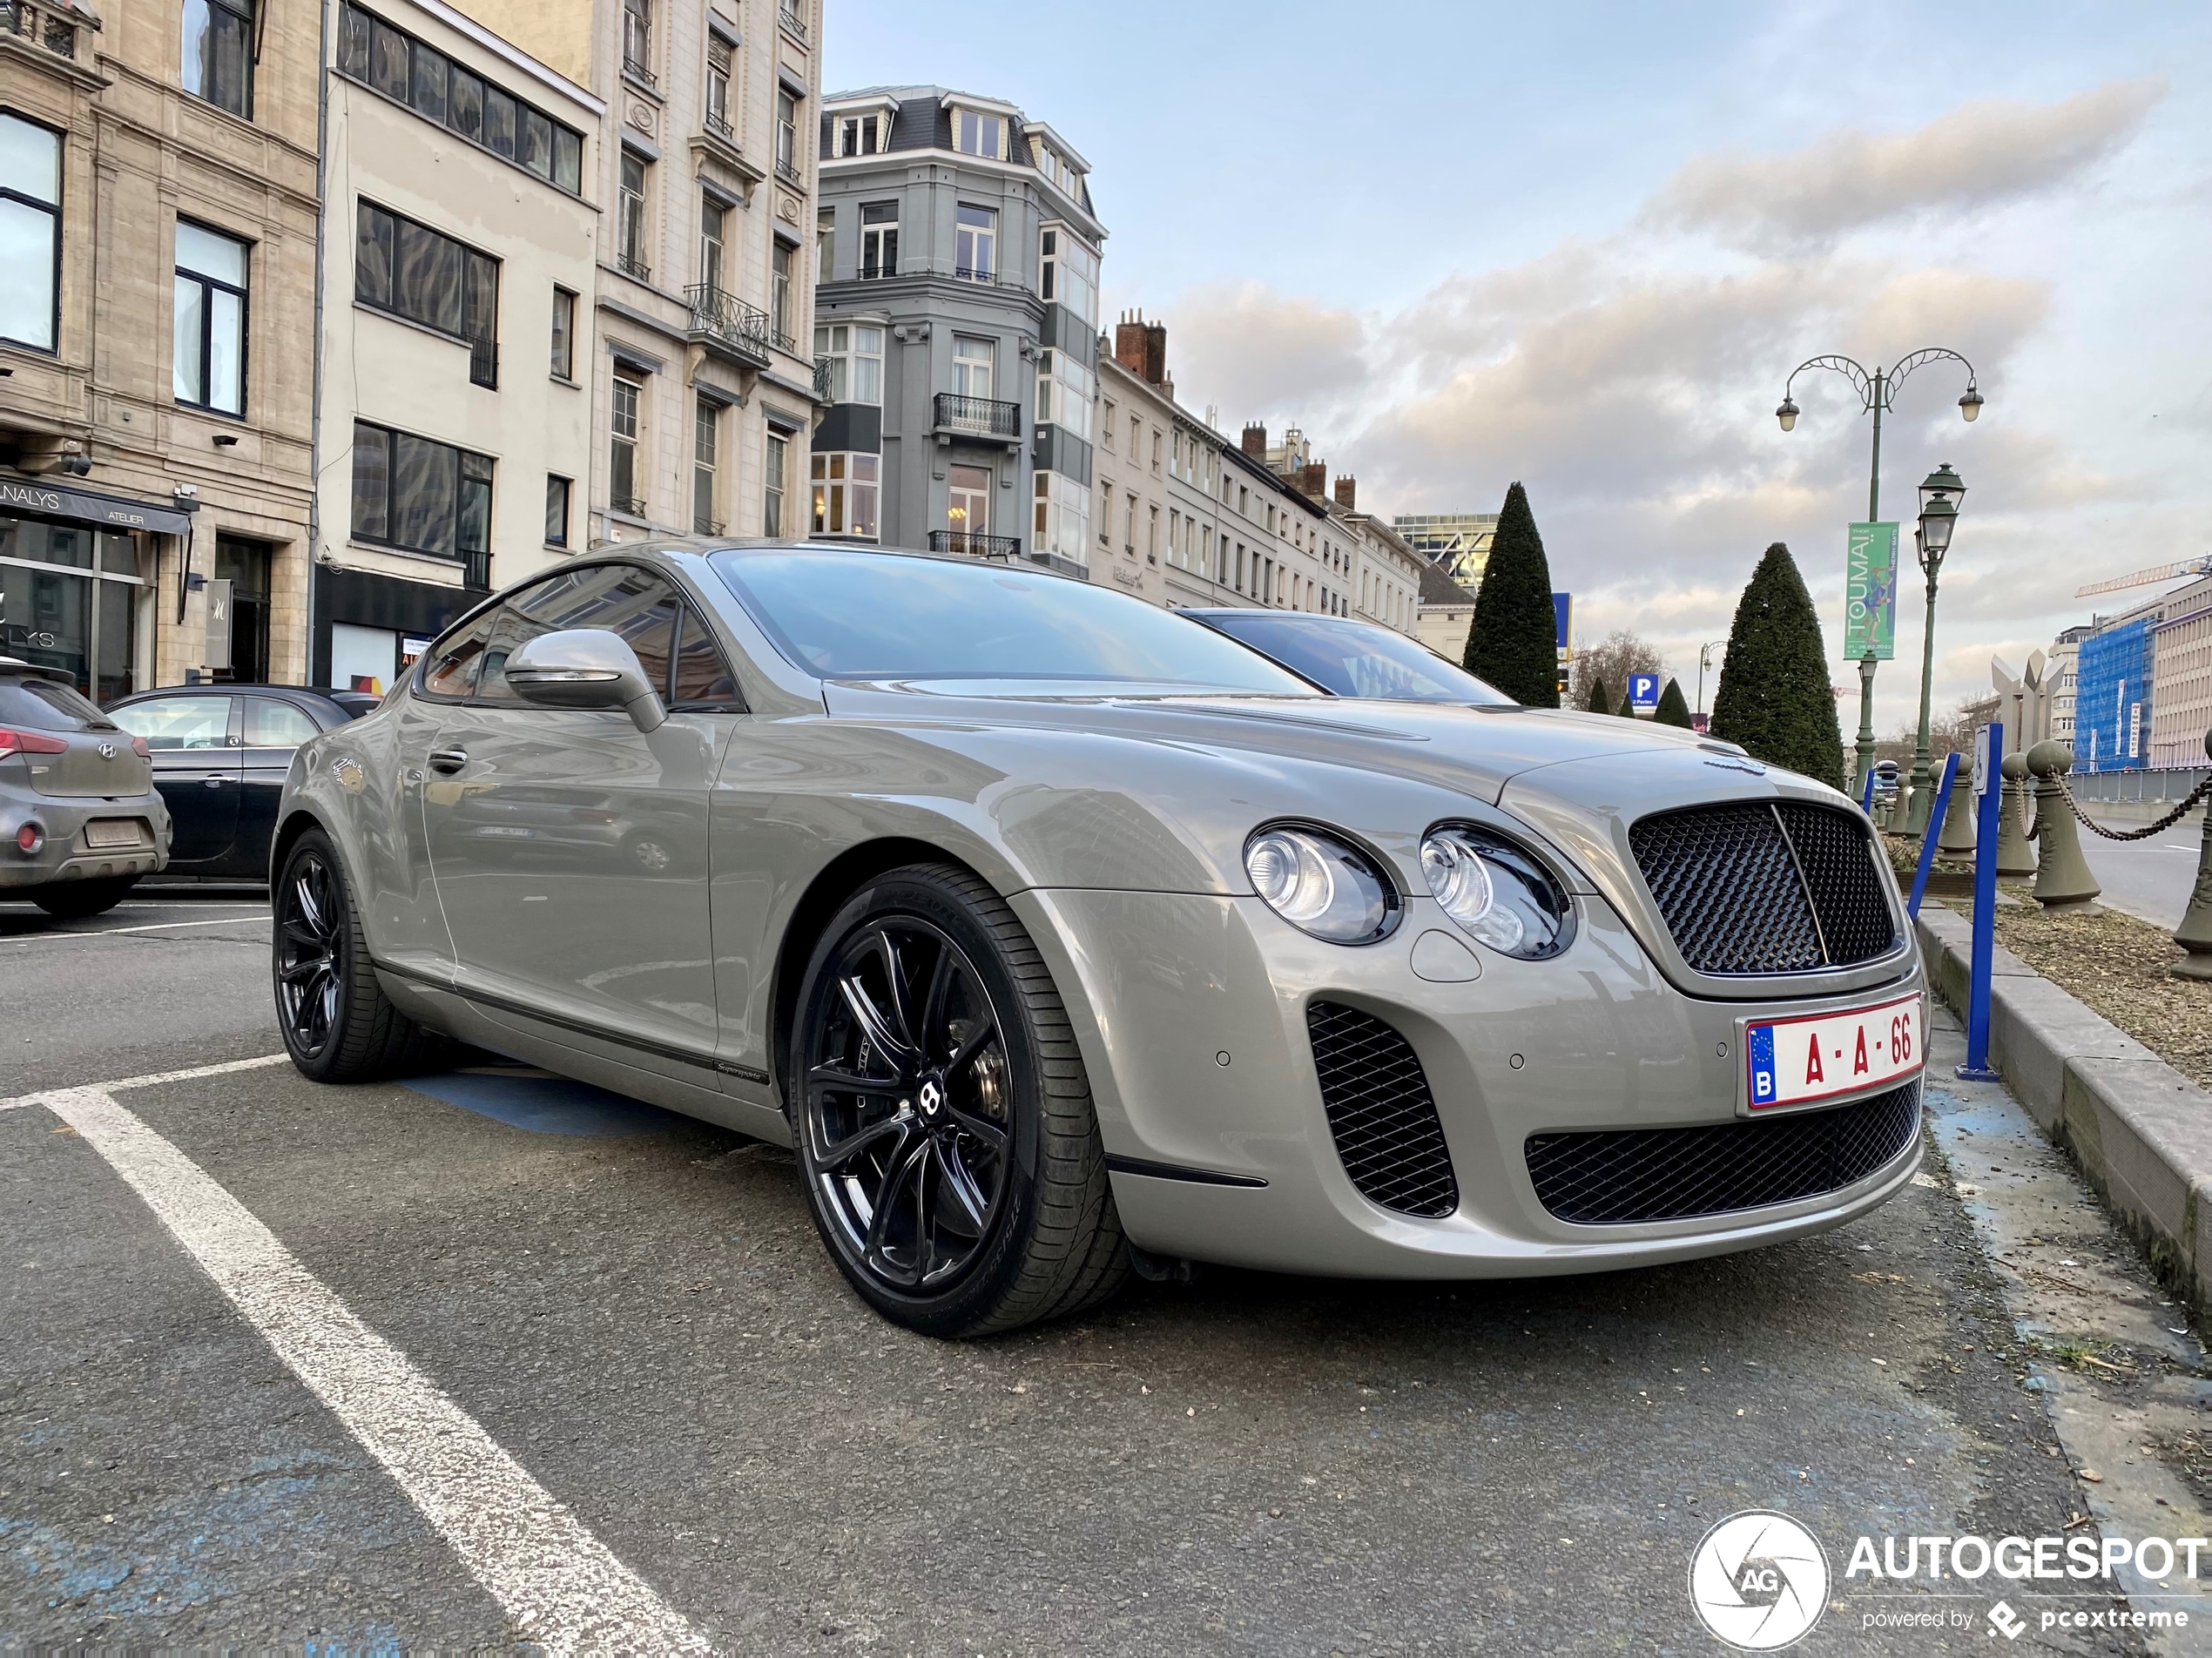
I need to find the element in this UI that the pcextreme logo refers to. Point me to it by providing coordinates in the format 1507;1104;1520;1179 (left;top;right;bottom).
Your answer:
1688;1511;1831;1650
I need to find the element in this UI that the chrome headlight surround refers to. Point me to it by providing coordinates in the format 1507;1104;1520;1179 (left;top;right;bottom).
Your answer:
1243;822;1401;946
1420;824;1576;960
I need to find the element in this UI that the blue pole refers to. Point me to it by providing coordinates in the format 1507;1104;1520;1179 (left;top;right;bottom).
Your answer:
1959;722;2002;1080
1905;750;1960;921
1861;765;1878;814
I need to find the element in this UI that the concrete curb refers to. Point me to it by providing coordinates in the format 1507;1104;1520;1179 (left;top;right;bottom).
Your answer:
1917;905;2212;1319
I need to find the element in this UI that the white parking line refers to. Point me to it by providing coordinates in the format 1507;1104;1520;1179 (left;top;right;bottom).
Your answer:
37;1082;711;1655
7;914;269;940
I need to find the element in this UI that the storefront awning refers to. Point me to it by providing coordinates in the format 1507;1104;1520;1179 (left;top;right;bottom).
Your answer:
0;476;194;538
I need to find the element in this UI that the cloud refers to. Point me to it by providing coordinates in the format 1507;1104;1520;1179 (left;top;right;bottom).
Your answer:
1644;78;2166;251
1151;280;1370;426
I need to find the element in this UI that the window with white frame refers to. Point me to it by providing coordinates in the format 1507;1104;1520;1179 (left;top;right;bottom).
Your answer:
953;108;1003;159
764;428;788;536
815;208;833;276
1034;470;1089;563
771;239;794;344
954;205;995;281
1033;347;1093;442
810;453;879;537
952;334;995;401
838;113;885;156
705;34;734;137
859;200;897;278
1100;399;1116;448
1036;225;1096;327
621;0;653;82
609;367;644;515
0;113;62;353
776;89;799;176
698;196;726;289
174;219;249;416
813;322;882;404
692;397;720;533
617;151;650;280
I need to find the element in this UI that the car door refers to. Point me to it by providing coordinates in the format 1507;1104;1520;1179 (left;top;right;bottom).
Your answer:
235;695;326;878
420;565;732;1067
109;694;240;867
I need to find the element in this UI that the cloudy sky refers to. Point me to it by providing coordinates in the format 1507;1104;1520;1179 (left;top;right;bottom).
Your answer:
826;2;2212;723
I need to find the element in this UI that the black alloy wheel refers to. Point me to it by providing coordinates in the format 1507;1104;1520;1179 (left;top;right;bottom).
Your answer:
271;828;448;1083
792;864;1128;1336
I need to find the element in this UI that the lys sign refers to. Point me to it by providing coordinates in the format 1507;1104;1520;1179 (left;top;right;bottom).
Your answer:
1844;522;1899;661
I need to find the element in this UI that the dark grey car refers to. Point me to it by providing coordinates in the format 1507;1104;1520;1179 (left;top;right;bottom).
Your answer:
0;656;172;916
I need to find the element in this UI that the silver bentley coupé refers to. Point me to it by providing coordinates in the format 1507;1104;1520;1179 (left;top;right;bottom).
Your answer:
271;543;1925;1336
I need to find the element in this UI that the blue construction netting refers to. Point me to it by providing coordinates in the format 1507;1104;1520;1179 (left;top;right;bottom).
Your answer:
2074;617;2152;772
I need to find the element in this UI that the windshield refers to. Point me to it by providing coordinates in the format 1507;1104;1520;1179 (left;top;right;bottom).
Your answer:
711;550;1318;694
0;676;115;731
1195;612;1514;705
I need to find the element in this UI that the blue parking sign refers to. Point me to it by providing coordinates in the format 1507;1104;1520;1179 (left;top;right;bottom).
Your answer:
1629;673;1659;712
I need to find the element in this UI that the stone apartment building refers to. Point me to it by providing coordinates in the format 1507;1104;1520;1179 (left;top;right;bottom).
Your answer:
455;0;824;554
1;0;319;693
812;84;1103;573
313;0;601;691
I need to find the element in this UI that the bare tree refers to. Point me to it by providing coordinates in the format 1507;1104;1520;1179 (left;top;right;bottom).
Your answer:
1570;630;1665;712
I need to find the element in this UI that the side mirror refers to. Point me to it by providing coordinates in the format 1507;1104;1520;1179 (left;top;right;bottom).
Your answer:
502;628;666;733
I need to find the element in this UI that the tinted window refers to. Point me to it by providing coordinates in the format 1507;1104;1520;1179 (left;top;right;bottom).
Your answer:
1197;613;1514;705
710;551;1317;693
671;605;742;710
241;697;323;746
0;677;114;731
421;609;497;697
110;694;232;748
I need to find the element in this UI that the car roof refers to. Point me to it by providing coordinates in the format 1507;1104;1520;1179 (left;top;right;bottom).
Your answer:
108;684;356;714
0;655;78;684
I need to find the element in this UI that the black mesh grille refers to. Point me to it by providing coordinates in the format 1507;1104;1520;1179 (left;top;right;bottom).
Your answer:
1306;1001;1459;1218
1524;1082;1921;1225
1629;803;1898;975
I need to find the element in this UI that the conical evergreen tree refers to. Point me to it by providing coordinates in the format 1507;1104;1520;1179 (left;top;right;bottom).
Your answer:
1584;675;1612;716
1616;689;1635;718
1709;543;1847;786
1463;482;1561;707
1656;677;1694;728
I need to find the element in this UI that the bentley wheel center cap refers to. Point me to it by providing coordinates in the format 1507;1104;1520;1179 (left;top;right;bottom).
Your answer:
919;1080;944;1119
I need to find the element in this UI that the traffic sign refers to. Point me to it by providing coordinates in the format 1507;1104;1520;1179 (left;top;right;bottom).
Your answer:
1628;673;1659;713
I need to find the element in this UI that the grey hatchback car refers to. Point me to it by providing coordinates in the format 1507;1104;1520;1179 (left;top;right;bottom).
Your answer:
0;656;171;916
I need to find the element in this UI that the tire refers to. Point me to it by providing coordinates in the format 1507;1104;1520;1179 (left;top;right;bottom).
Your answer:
30;876;138;919
790;862;1128;1337
273;828;448;1082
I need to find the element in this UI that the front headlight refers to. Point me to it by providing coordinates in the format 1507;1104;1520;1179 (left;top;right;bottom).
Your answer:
1244;825;1399;945
1420;826;1575;959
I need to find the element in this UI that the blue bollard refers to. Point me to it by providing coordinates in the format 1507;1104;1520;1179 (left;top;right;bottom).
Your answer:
1906;751;1961;921
1959;723;2002;1081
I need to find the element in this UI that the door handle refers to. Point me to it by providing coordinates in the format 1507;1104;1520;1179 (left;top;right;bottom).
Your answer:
428;746;469;775
203;776;226;787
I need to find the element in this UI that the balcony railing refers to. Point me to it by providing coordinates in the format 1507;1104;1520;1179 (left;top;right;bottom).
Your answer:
775;154;805;189
1;0;78;57
468;338;497;390
684;284;772;366
621;52;657;88
777;0;807;44
933;393;1022;439
857;259;897;280
704;111;733;143
928;531;1022;563
813;355;833;402
462;549;491;591
609;494;649;520
616;250;651;283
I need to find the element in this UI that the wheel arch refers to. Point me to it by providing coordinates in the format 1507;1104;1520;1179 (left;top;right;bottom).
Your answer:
269;805;332;889
768;835;998;1110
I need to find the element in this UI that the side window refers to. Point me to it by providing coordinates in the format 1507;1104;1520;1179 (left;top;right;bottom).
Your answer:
240;698;323;747
474;608;532;704
506;563;679;693
110;695;234;749
670;604;743;711
419;609;499;698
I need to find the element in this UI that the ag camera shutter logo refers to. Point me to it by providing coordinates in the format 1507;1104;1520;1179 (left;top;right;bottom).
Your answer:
1688;1510;1830;1649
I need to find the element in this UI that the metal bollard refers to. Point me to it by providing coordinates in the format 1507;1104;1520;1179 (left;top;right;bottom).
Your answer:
2173;731;2212;981
1938;764;1978;856
1993;751;2036;877
2027;740;2101;913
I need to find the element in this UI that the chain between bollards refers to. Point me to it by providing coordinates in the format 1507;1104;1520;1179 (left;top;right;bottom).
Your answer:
2053;770;2212;843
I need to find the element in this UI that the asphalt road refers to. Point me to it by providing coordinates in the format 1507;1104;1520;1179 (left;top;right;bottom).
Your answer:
2072;818;2202;932
3;892;2207;1654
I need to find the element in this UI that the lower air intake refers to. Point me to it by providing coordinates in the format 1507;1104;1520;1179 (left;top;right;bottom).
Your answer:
1306;1001;1459;1218
1523;1081;1920;1226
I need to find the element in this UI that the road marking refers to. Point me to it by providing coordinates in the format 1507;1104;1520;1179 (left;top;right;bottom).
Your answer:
38;1083;711;1655
10;914;271;940
0;1053;294;1114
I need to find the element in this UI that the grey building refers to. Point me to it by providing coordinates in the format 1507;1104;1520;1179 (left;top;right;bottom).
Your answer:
811;86;1103;574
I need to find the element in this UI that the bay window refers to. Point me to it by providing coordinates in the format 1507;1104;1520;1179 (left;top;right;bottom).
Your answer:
813;323;882;404
811;453;879;539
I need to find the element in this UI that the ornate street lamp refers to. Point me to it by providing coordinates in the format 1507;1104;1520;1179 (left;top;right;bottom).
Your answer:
1905;463;1966;832
1776;350;1984;803
1696;638;1727;725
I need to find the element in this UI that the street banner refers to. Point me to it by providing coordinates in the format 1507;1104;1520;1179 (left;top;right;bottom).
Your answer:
1844;522;1898;660
1552;593;1572;664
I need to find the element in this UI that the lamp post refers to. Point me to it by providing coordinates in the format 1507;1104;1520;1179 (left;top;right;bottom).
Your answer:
1695;639;1727;726
1776;350;1983;800
1906;463;1965;834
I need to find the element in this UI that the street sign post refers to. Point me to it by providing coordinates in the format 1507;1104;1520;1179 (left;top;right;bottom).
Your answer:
1628;673;1659;715
1844;522;1899;660
1959;722;2003;1080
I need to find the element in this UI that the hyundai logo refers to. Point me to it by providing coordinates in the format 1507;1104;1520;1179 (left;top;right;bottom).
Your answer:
97;743;116;760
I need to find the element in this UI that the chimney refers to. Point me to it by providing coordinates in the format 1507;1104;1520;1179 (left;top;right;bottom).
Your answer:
1333;475;1356;510
1241;422;1267;458
1299;462;1326;499
1112;311;1170;386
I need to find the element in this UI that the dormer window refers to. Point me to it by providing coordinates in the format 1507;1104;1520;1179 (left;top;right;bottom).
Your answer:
954;108;1003;159
838;113;884;156
1029;138;1081;197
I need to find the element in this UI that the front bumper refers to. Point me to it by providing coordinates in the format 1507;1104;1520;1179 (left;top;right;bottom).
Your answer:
1012;886;1925;1278
0;791;171;890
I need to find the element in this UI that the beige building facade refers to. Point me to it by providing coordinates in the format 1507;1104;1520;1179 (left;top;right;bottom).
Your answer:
1;0;319;692
313;0;601;691
454;0;823;556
